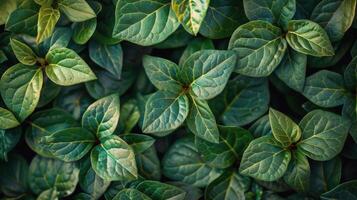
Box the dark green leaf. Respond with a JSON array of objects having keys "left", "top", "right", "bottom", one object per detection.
[
  {"left": 134, "top": 180, "right": 186, "bottom": 200},
  {"left": 283, "top": 150, "right": 310, "bottom": 192},
  {"left": 113, "top": 188, "right": 151, "bottom": 200},
  {"left": 321, "top": 180, "right": 357, "bottom": 200},
  {"left": 122, "top": 134, "right": 155, "bottom": 154}
]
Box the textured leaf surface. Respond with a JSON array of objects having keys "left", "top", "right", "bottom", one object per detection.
[
  {"left": 36, "top": 7, "right": 60, "bottom": 44},
  {"left": 0, "top": 64, "right": 43, "bottom": 121},
  {"left": 10, "top": 38, "right": 37, "bottom": 65},
  {"left": 57, "top": 0, "right": 96, "bottom": 22},
  {"left": 283, "top": 150, "right": 310, "bottom": 192},
  {"left": 228, "top": 20, "right": 287, "bottom": 77}
]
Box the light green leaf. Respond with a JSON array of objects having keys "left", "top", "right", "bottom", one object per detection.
[
  {"left": 162, "top": 137, "right": 223, "bottom": 187},
  {"left": 321, "top": 180, "right": 357, "bottom": 200},
  {"left": 286, "top": 20, "right": 334, "bottom": 56},
  {"left": 239, "top": 135, "right": 291, "bottom": 181},
  {"left": 37, "top": 188, "right": 59, "bottom": 200},
  {"left": 44, "top": 127, "right": 96, "bottom": 162},
  {"left": 57, "top": 0, "right": 96, "bottom": 22},
  {"left": 10, "top": 38, "right": 37, "bottom": 65},
  {"left": 36, "top": 7, "right": 60, "bottom": 44},
  {"left": 134, "top": 180, "right": 186, "bottom": 200},
  {"left": 181, "top": 50, "right": 236, "bottom": 100},
  {"left": 0, "top": 0, "right": 17, "bottom": 25},
  {"left": 187, "top": 97, "right": 219, "bottom": 143},
  {"left": 122, "top": 134, "right": 155, "bottom": 154},
  {"left": 283, "top": 150, "right": 310, "bottom": 192},
  {"left": 0, "top": 107, "right": 20, "bottom": 129},
  {"left": 143, "top": 55, "right": 182, "bottom": 93},
  {"left": 89, "top": 40, "right": 123, "bottom": 78},
  {"left": 113, "top": 0, "right": 180, "bottom": 46},
  {"left": 91, "top": 135, "right": 138, "bottom": 181},
  {"left": 0, "top": 64, "right": 43, "bottom": 121},
  {"left": 195, "top": 126, "right": 253, "bottom": 169},
  {"left": 45, "top": 47, "right": 97, "bottom": 86},
  {"left": 205, "top": 171, "right": 251, "bottom": 200},
  {"left": 298, "top": 110, "right": 351, "bottom": 161},
  {"left": 228, "top": 20, "right": 287, "bottom": 77},
  {"left": 311, "top": 0, "right": 356, "bottom": 42},
  {"left": 302, "top": 70, "right": 347, "bottom": 108},
  {"left": 274, "top": 48, "right": 307, "bottom": 92},
  {"left": 269, "top": 108, "right": 301, "bottom": 147},
  {"left": 82, "top": 94, "right": 120, "bottom": 139},
  {"left": 113, "top": 188, "right": 151, "bottom": 200},
  {"left": 5, "top": 8, "right": 38, "bottom": 36},
  {"left": 142, "top": 91, "right": 189, "bottom": 134},
  {"left": 172, "top": 0, "right": 210, "bottom": 35},
  {"left": 28, "top": 155, "right": 79, "bottom": 197},
  {"left": 243, "top": 0, "right": 296, "bottom": 27}
]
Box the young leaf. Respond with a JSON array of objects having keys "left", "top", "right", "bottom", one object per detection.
[
  {"left": 303, "top": 70, "right": 347, "bottom": 108},
  {"left": 113, "top": 0, "right": 180, "bottom": 46},
  {"left": 45, "top": 47, "right": 97, "bottom": 86},
  {"left": 57, "top": 0, "right": 96, "bottom": 22},
  {"left": 286, "top": 20, "right": 334, "bottom": 56},
  {"left": 311, "top": 0, "right": 356, "bottom": 42},
  {"left": 91, "top": 135, "right": 138, "bottom": 181},
  {"left": 181, "top": 50, "right": 236, "bottom": 100},
  {"left": 243, "top": 0, "right": 296, "bottom": 27},
  {"left": 89, "top": 41, "right": 123, "bottom": 78},
  {"left": 228, "top": 20, "right": 287, "bottom": 77},
  {"left": 171, "top": 0, "right": 210, "bottom": 35},
  {"left": 113, "top": 188, "right": 151, "bottom": 200},
  {"left": 269, "top": 108, "right": 301, "bottom": 147},
  {"left": 162, "top": 137, "right": 223, "bottom": 187},
  {"left": 239, "top": 135, "right": 291, "bottom": 181},
  {"left": 283, "top": 150, "right": 310, "bottom": 192},
  {"left": 44, "top": 127, "right": 96, "bottom": 162},
  {"left": 195, "top": 126, "right": 253, "bottom": 169},
  {"left": 0, "top": 107, "right": 20, "bottom": 129},
  {"left": 143, "top": 55, "right": 182, "bottom": 93},
  {"left": 142, "top": 91, "right": 189, "bottom": 134},
  {"left": 186, "top": 97, "right": 219, "bottom": 143},
  {"left": 298, "top": 110, "right": 351, "bottom": 161},
  {"left": 0, "top": 64, "right": 43, "bottom": 121},
  {"left": 134, "top": 180, "right": 186, "bottom": 200},
  {"left": 10, "top": 38, "right": 37, "bottom": 65},
  {"left": 36, "top": 7, "right": 60, "bottom": 44},
  {"left": 82, "top": 94, "right": 120, "bottom": 139}
]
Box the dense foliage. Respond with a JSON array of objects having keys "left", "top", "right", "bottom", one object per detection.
[{"left": 0, "top": 0, "right": 356, "bottom": 199}]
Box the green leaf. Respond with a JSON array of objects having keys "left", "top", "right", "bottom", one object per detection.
[
  {"left": 179, "top": 38, "right": 215, "bottom": 66},
  {"left": 79, "top": 156, "right": 110, "bottom": 199},
  {"left": 44, "top": 127, "right": 96, "bottom": 162},
  {"left": 89, "top": 40, "right": 123, "bottom": 78},
  {"left": 5, "top": 8, "right": 38, "bottom": 36},
  {"left": 283, "top": 150, "right": 310, "bottom": 192},
  {"left": 0, "top": 154, "right": 29, "bottom": 196},
  {"left": 113, "top": 0, "right": 180, "bottom": 46},
  {"left": 0, "top": 50, "right": 7, "bottom": 64},
  {"left": 41, "top": 27, "right": 73, "bottom": 53},
  {"left": 321, "top": 180, "right": 357, "bottom": 200},
  {"left": 91, "top": 135, "right": 138, "bottom": 181},
  {"left": 344, "top": 56, "right": 357, "bottom": 91},
  {"left": 302, "top": 70, "right": 347, "bottom": 108},
  {"left": 186, "top": 97, "right": 219, "bottom": 143},
  {"left": 286, "top": 20, "right": 334, "bottom": 56},
  {"left": 142, "top": 55, "right": 182, "bottom": 93},
  {"left": 171, "top": 0, "right": 210, "bottom": 35},
  {"left": 34, "top": 0, "right": 53, "bottom": 6},
  {"left": 134, "top": 180, "right": 186, "bottom": 200},
  {"left": 269, "top": 108, "right": 301, "bottom": 147},
  {"left": 205, "top": 171, "right": 251, "bottom": 200},
  {"left": 0, "top": 107, "right": 20, "bottom": 129},
  {"left": 155, "top": 26, "right": 193, "bottom": 49},
  {"left": 199, "top": 0, "right": 248, "bottom": 39},
  {"left": 169, "top": 182, "right": 203, "bottom": 200},
  {"left": 311, "top": 0, "right": 356, "bottom": 42},
  {"left": 249, "top": 115, "right": 272, "bottom": 138},
  {"left": 113, "top": 188, "right": 151, "bottom": 200},
  {"left": 243, "top": 0, "right": 296, "bottom": 27},
  {"left": 135, "top": 146, "right": 161, "bottom": 180},
  {"left": 122, "top": 134, "right": 155, "bottom": 154},
  {"left": 36, "top": 7, "right": 60, "bottom": 44},
  {"left": 195, "top": 126, "right": 253, "bottom": 169},
  {"left": 0, "top": 128, "right": 21, "bottom": 161},
  {"left": 28, "top": 155, "right": 79, "bottom": 197},
  {"left": 57, "top": 0, "right": 96, "bottom": 22},
  {"left": 274, "top": 48, "right": 307, "bottom": 92},
  {"left": 239, "top": 135, "right": 291, "bottom": 181},
  {"left": 228, "top": 20, "right": 287, "bottom": 77},
  {"left": 37, "top": 188, "right": 59, "bottom": 200},
  {"left": 162, "top": 137, "right": 223, "bottom": 187},
  {"left": 37, "top": 77, "right": 61, "bottom": 108},
  {"left": 298, "top": 110, "right": 351, "bottom": 161},
  {"left": 0, "top": 0, "right": 17, "bottom": 25},
  {"left": 181, "top": 50, "right": 236, "bottom": 100},
  {"left": 117, "top": 99, "right": 140, "bottom": 134},
  {"left": 10, "top": 38, "right": 37, "bottom": 65},
  {"left": 0, "top": 64, "right": 43, "bottom": 121},
  {"left": 142, "top": 91, "right": 189, "bottom": 134},
  {"left": 45, "top": 47, "right": 97, "bottom": 86},
  {"left": 82, "top": 94, "right": 120, "bottom": 139},
  {"left": 72, "top": 18, "right": 97, "bottom": 44}
]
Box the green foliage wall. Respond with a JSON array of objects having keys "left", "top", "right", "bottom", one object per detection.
[{"left": 0, "top": 0, "right": 356, "bottom": 199}]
